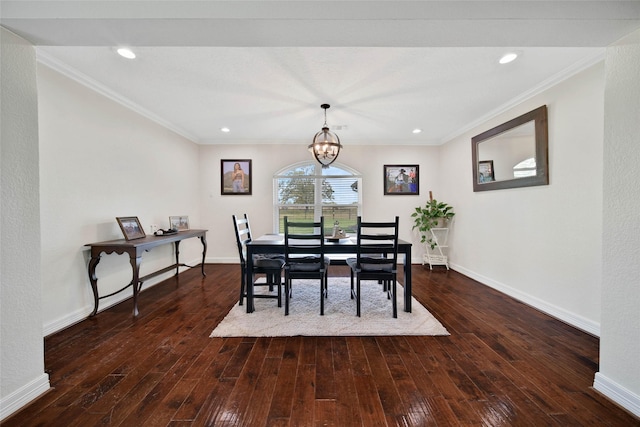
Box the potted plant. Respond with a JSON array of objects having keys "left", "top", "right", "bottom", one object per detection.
[{"left": 411, "top": 198, "right": 455, "bottom": 249}]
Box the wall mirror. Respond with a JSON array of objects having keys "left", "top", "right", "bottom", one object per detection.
[{"left": 472, "top": 105, "right": 548, "bottom": 192}]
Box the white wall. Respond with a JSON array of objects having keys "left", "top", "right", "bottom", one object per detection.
[
  {"left": 439, "top": 62, "right": 605, "bottom": 335},
  {"left": 594, "top": 29, "right": 640, "bottom": 417},
  {"left": 37, "top": 64, "right": 203, "bottom": 334},
  {"left": 198, "top": 143, "right": 441, "bottom": 263},
  {"left": 0, "top": 28, "right": 50, "bottom": 420}
]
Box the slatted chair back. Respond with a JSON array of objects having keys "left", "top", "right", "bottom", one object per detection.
[
  {"left": 283, "top": 216, "right": 330, "bottom": 315},
  {"left": 284, "top": 216, "right": 326, "bottom": 272},
  {"left": 232, "top": 213, "right": 252, "bottom": 269},
  {"left": 232, "top": 214, "right": 284, "bottom": 309},
  {"left": 353, "top": 216, "right": 400, "bottom": 279},
  {"left": 348, "top": 216, "right": 400, "bottom": 317}
]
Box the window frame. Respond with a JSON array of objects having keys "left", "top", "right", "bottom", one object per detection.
[{"left": 273, "top": 161, "right": 362, "bottom": 233}]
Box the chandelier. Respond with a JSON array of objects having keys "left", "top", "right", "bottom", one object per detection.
[{"left": 308, "top": 104, "right": 343, "bottom": 168}]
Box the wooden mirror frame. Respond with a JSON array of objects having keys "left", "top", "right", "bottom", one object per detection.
[{"left": 472, "top": 105, "right": 549, "bottom": 192}]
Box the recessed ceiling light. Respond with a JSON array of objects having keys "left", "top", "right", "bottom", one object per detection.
[
  {"left": 499, "top": 52, "right": 518, "bottom": 64},
  {"left": 220, "top": 127, "right": 230, "bottom": 133},
  {"left": 412, "top": 129, "right": 422, "bottom": 134},
  {"left": 116, "top": 48, "right": 136, "bottom": 59}
]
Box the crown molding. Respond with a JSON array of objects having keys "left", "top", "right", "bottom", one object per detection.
[
  {"left": 440, "top": 49, "right": 606, "bottom": 144},
  {"left": 36, "top": 49, "right": 200, "bottom": 144}
]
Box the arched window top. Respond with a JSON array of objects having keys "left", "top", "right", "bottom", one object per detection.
[
  {"left": 513, "top": 157, "right": 537, "bottom": 178},
  {"left": 514, "top": 157, "right": 536, "bottom": 169},
  {"left": 274, "top": 161, "right": 360, "bottom": 177}
]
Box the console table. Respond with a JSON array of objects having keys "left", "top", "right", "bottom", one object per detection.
[{"left": 85, "top": 229, "right": 207, "bottom": 317}]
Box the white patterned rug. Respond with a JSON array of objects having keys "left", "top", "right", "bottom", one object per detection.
[{"left": 210, "top": 277, "right": 449, "bottom": 337}]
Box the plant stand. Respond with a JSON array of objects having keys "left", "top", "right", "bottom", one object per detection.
[{"left": 422, "top": 227, "right": 449, "bottom": 270}]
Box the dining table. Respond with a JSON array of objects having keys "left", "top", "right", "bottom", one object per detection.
[{"left": 245, "top": 234, "right": 412, "bottom": 314}]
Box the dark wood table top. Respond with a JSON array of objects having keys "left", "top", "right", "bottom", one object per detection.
[{"left": 86, "top": 229, "right": 208, "bottom": 252}]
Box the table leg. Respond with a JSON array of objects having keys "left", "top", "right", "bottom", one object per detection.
[
  {"left": 88, "top": 256, "right": 101, "bottom": 316},
  {"left": 130, "top": 255, "right": 142, "bottom": 316},
  {"left": 246, "top": 246, "right": 254, "bottom": 313},
  {"left": 174, "top": 241, "right": 181, "bottom": 275},
  {"left": 404, "top": 246, "right": 412, "bottom": 312},
  {"left": 199, "top": 235, "right": 207, "bottom": 276}
]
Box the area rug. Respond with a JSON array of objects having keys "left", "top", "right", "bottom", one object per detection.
[{"left": 210, "top": 277, "right": 449, "bottom": 337}]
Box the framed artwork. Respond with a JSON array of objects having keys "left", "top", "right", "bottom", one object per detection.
[
  {"left": 221, "top": 159, "right": 252, "bottom": 195},
  {"left": 478, "top": 160, "right": 495, "bottom": 183},
  {"left": 383, "top": 165, "right": 419, "bottom": 195},
  {"left": 116, "top": 216, "right": 146, "bottom": 240},
  {"left": 169, "top": 215, "right": 189, "bottom": 231}
]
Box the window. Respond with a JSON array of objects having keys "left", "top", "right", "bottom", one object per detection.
[
  {"left": 274, "top": 162, "right": 362, "bottom": 234},
  {"left": 513, "top": 157, "right": 537, "bottom": 178}
]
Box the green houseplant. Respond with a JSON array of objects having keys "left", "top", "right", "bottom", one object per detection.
[{"left": 411, "top": 198, "right": 455, "bottom": 249}]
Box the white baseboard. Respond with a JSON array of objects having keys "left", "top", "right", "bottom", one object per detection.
[
  {"left": 44, "top": 287, "right": 143, "bottom": 336},
  {"left": 0, "top": 373, "right": 50, "bottom": 421},
  {"left": 449, "top": 263, "right": 600, "bottom": 337},
  {"left": 593, "top": 372, "right": 640, "bottom": 418},
  {"left": 43, "top": 305, "right": 91, "bottom": 337},
  {"left": 205, "top": 256, "right": 237, "bottom": 264},
  {"left": 43, "top": 260, "right": 201, "bottom": 336}
]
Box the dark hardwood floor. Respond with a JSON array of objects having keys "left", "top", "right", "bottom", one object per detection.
[{"left": 4, "top": 264, "right": 638, "bottom": 426}]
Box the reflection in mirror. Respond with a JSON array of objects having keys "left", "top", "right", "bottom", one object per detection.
[
  {"left": 513, "top": 157, "right": 536, "bottom": 178},
  {"left": 472, "top": 105, "right": 548, "bottom": 192},
  {"left": 477, "top": 121, "right": 535, "bottom": 181}
]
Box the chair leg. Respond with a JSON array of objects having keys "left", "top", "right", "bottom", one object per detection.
[
  {"left": 284, "top": 277, "right": 290, "bottom": 316},
  {"left": 320, "top": 279, "right": 324, "bottom": 316},
  {"left": 350, "top": 269, "right": 355, "bottom": 299},
  {"left": 392, "top": 280, "right": 397, "bottom": 318},
  {"left": 325, "top": 273, "right": 329, "bottom": 298},
  {"left": 276, "top": 273, "right": 282, "bottom": 307},
  {"left": 247, "top": 272, "right": 256, "bottom": 313},
  {"left": 325, "top": 274, "right": 328, "bottom": 298},
  {"left": 356, "top": 278, "right": 361, "bottom": 317},
  {"left": 239, "top": 267, "right": 246, "bottom": 306},
  {"left": 268, "top": 273, "right": 275, "bottom": 292}
]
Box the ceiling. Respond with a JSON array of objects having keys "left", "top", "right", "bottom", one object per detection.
[{"left": 2, "top": 1, "right": 640, "bottom": 146}]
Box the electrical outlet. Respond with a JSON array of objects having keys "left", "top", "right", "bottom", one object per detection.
[{"left": 149, "top": 224, "right": 158, "bottom": 234}]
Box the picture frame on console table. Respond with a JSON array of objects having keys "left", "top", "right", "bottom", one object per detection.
[
  {"left": 116, "top": 216, "right": 146, "bottom": 240},
  {"left": 384, "top": 164, "right": 419, "bottom": 195},
  {"left": 169, "top": 215, "right": 190, "bottom": 231},
  {"left": 221, "top": 159, "right": 252, "bottom": 195}
]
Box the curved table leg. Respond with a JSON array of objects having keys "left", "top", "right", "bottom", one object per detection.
[
  {"left": 199, "top": 235, "right": 207, "bottom": 276},
  {"left": 174, "top": 241, "right": 181, "bottom": 275},
  {"left": 88, "top": 256, "right": 101, "bottom": 316},
  {"left": 130, "top": 255, "right": 142, "bottom": 317}
]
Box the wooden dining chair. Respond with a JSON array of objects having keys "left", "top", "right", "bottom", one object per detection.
[
  {"left": 346, "top": 216, "right": 400, "bottom": 318},
  {"left": 283, "top": 216, "right": 330, "bottom": 315},
  {"left": 232, "top": 214, "right": 285, "bottom": 310}
]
